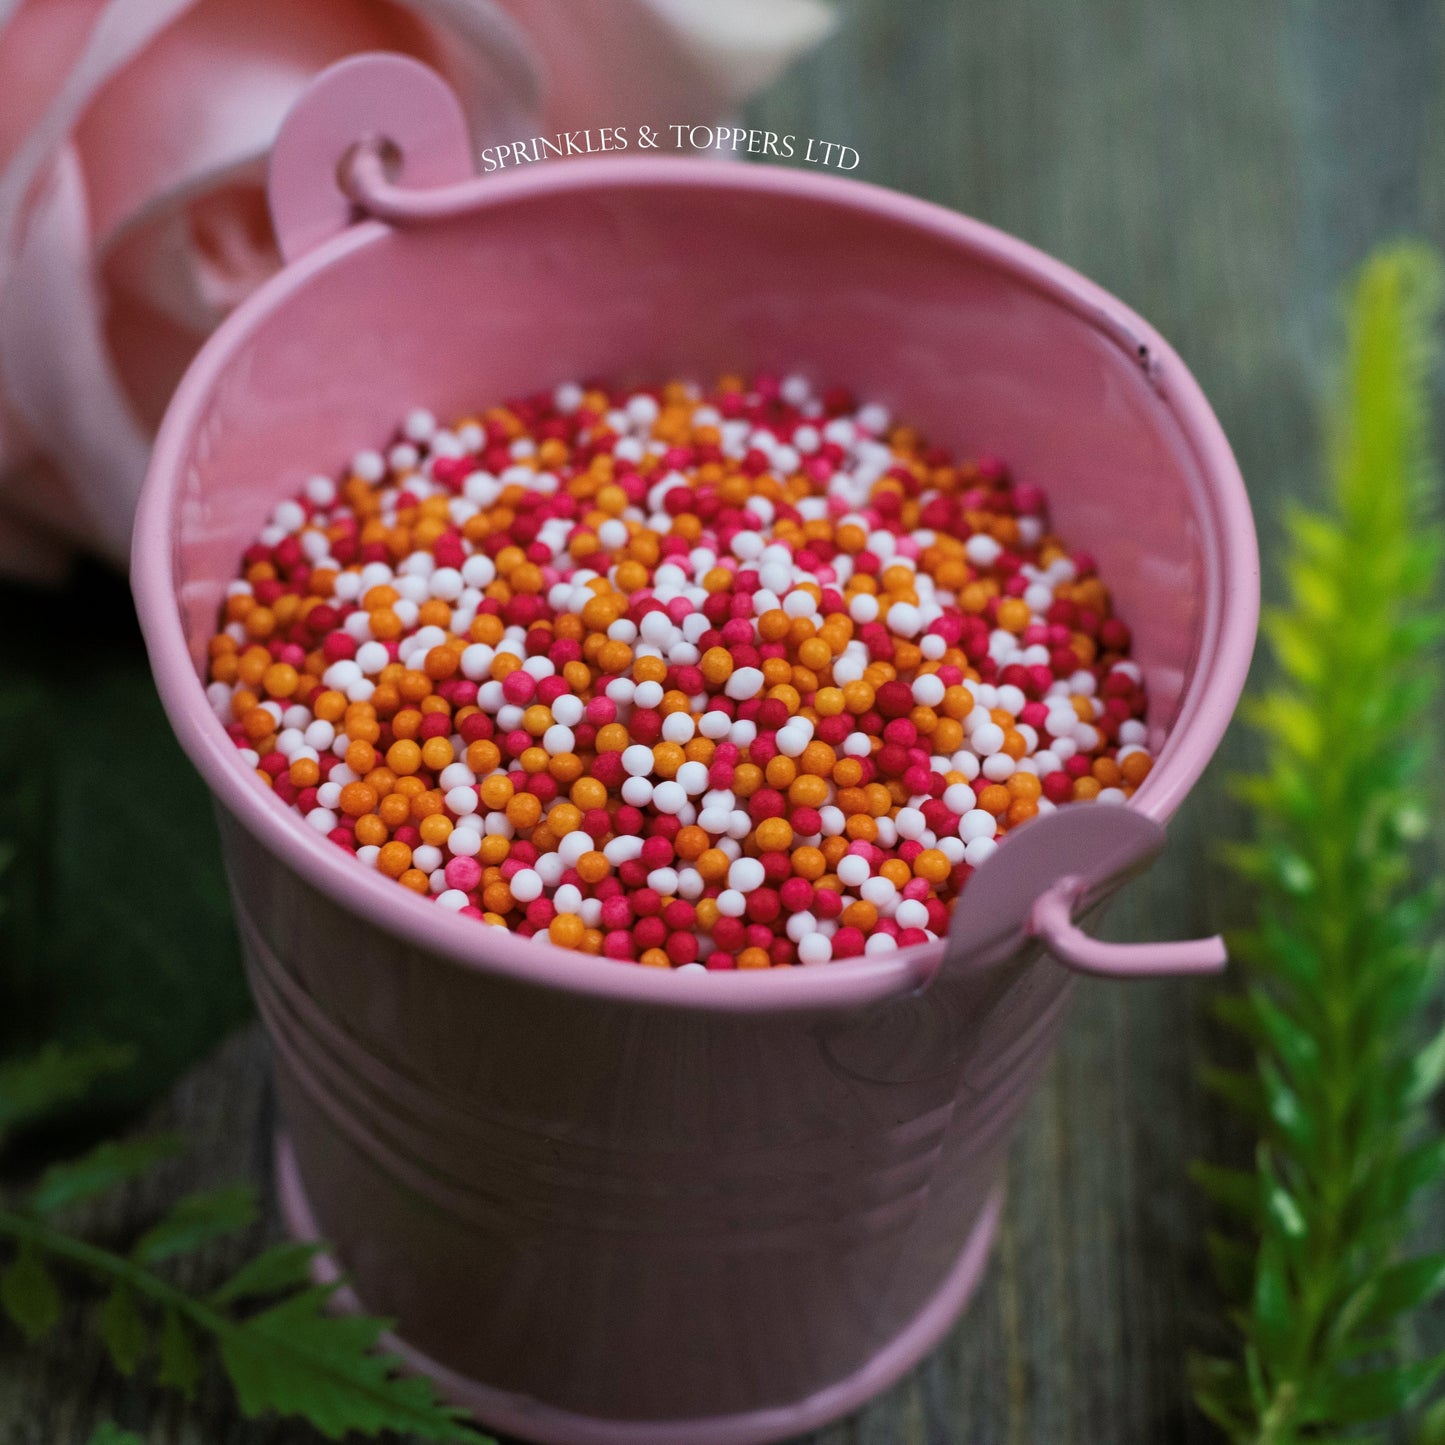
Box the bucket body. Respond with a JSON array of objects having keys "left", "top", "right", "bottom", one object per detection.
[
  {"left": 234, "top": 808, "right": 1061, "bottom": 1437},
  {"left": 133, "top": 84, "right": 1256, "bottom": 1445}
]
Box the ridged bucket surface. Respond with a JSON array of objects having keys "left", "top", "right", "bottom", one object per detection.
[{"left": 133, "top": 137, "right": 1257, "bottom": 1445}]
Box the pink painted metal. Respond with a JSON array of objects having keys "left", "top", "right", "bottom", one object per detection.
[{"left": 130, "top": 56, "right": 1259, "bottom": 1445}]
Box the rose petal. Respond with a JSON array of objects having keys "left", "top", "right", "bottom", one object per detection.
[
  {"left": 491, "top": 0, "right": 833, "bottom": 132},
  {"left": 0, "top": 0, "right": 832, "bottom": 583},
  {"left": 0, "top": 146, "right": 149, "bottom": 565},
  {"left": 639, "top": 0, "right": 835, "bottom": 103}
]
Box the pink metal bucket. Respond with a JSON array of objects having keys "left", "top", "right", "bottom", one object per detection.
[{"left": 131, "top": 57, "right": 1258, "bottom": 1445}]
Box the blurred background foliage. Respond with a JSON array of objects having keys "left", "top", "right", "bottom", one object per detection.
[{"left": 0, "top": 565, "right": 249, "bottom": 1129}]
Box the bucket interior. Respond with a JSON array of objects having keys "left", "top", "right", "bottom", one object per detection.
[{"left": 165, "top": 169, "right": 1224, "bottom": 774}]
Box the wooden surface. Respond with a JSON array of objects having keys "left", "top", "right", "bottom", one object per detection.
[{"left": 4, "top": 0, "right": 1444, "bottom": 1439}]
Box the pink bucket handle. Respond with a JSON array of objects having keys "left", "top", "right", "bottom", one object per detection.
[
  {"left": 1028, "top": 876, "right": 1226, "bottom": 976},
  {"left": 932, "top": 803, "right": 1226, "bottom": 984},
  {"left": 268, "top": 54, "right": 476, "bottom": 264}
]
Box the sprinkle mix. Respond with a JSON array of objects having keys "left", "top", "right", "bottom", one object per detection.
[{"left": 206, "top": 374, "right": 1152, "bottom": 970}]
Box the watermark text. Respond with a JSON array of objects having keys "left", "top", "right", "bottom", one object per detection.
[{"left": 479, "top": 123, "right": 859, "bottom": 173}]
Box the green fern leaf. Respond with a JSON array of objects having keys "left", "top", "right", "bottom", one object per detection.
[
  {"left": 97, "top": 1286, "right": 146, "bottom": 1376},
  {"left": 32, "top": 1135, "right": 184, "bottom": 1215},
  {"left": 1, "top": 1246, "right": 61, "bottom": 1341},
  {"left": 1195, "top": 242, "right": 1445, "bottom": 1441},
  {"left": 0, "top": 1044, "right": 134, "bottom": 1145},
  {"left": 217, "top": 1286, "right": 489, "bottom": 1441},
  {"left": 132, "top": 1185, "right": 256, "bottom": 1265}
]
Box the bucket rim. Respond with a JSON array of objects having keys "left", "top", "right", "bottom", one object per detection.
[{"left": 131, "top": 155, "right": 1259, "bottom": 1015}]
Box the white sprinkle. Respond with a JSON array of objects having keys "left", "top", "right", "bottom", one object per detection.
[
  {"left": 777, "top": 726, "right": 809, "bottom": 758},
  {"left": 446, "top": 786, "right": 479, "bottom": 815},
  {"left": 304, "top": 474, "right": 336, "bottom": 506},
  {"left": 459, "top": 644, "right": 493, "bottom": 681},
  {"left": 725, "top": 667, "right": 764, "bottom": 701},
  {"left": 621, "top": 776, "right": 654, "bottom": 807},
  {"left": 543, "top": 725, "right": 575, "bottom": 755},
  {"left": 959, "top": 809, "right": 997, "bottom": 842},
  {"left": 551, "top": 694, "right": 585, "bottom": 727},
  {"left": 461, "top": 554, "right": 496, "bottom": 588},
  {"left": 943, "top": 783, "right": 977, "bottom": 815},
  {"left": 351, "top": 449, "right": 385, "bottom": 482},
  {"left": 965, "top": 534, "right": 1002, "bottom": 566},
  {"left": 971, "top": 721, "right": 1005, "bottom": 756},
  {"left": 912, "top": 674, "right": 946, "bottom": 707},
  {"left": 323, "top": 660, "right": 362, "bottom": 691},
  {"left": 604, "top": 835, "right": 644, "bottom": 865},
  {"left": 729, "top": 857, "right": 766, "bottom": 893},
  {"left": 622, "top": 744, "right": 655, "bottom": 777},
  {"left": 652, "top": 780, "right": 687, "bottom": 814},
  {"left": 798, "top": 934, "right": 832, "bottom": 965},
  {"left": 895, "top": 807, "right": 927, "bottom": 840},
  {"left": 676, "top": 760, "right": 710, "bottom": 795},
  {"left": 896, "top": 900, "right": 930, "bottom": 930},
  {"left": 699, "top": 710, "right": 732, "bottom": 740},
  {"left": 860, "top": 875, "right": 896, "bottom": 909},
  {"left": 429, "top": 567, "right": 464, "bottom": 601},
  {"left": 647, "top": 867, "right": 680, "bottom": 895},
  {"left": 887, "top": 602, "right": 921, "bottom": 636},
  {"left": 661, "top": 711, "right": 696, "bottom": 744},
  {"left": 355, "top": 641, "right": 389, "bottom": 675},
  {"left": 509, "top": 868, "right": 543, "bottom": 903}
]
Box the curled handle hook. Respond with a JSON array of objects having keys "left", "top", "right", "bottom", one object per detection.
[
  {"left": 342, "top": 141, "right": 486, "bottom": 226},
  {"left": 1029, "top": 878, "right": 1226, "bottom": 978},
  {"left": 268, "top": 54, "right": 477, "bottom": 263}
]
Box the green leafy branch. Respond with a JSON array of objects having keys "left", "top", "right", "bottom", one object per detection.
[
  {"left": 85, "top": 1426, "right": 145, "bottom": 1445},
  {"left": 0, "top": 1042, "right": 491, "bottom": 1442},
  {"left": 1192, "top": 243, "right": 1445, "bottom": 1442}
]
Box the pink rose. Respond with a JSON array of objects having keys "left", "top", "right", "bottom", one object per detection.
[{"left": 0, "top": 0, "right": 833, "bottom": 579}]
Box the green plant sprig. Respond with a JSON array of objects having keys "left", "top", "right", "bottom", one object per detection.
[
  {"left": 0, "top": 1043, "right": 492, "bottom": 1443},
  {"left": 1192, "top": 243, "right": 1445, "bottom": 1443}
]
